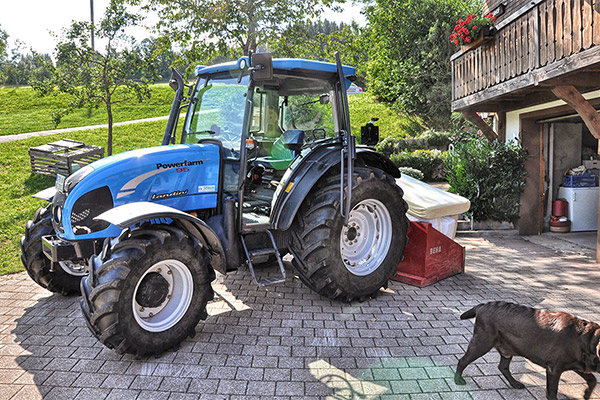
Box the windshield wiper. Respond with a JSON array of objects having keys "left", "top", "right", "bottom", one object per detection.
[{"left": 190, "top": 130, "right": 216, "bottom": 135}]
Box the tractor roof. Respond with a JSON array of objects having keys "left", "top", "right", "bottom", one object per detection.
[{"left": 194, "top": 57, "right": 356, "bottom": 79}]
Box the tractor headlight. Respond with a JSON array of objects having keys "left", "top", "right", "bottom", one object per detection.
[
  {"left": 64, "top": 165, "right": 94, "bottom": 194},
  {"left": 53, "top": 205, "right": 62, "bottom": 225},
  {"left": 71, "top": 186, "right": 113, "bottom": 235}
]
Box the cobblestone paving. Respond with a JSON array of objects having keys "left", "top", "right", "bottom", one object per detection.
[{"left": 1, "top": 234, "right": 600, "bottom": 399}]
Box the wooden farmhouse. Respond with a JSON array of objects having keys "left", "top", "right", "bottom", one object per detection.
[{"left": 452, "top": 0, "right": 600, "bottom": 260}]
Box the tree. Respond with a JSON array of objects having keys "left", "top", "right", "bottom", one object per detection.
[
  {"left": 0, "top": 26, "right": 53, "bottom": 86},
  {"left": 0, "top": 26, "right": 8, "bottom": 84},
  {"left": 32, "top": 1, "right": 152, "bottom": 156},
  {"left": 269, "top": 20, "right": 369, "bottom": 87},
  {"left": 132, "top": 0, "right": 340, "bottom": 60},
  {"left": 0, "top": 25, "right": 7, "bottom": 61},
  {"left": 137, "top": 38, "right": 186, "bottom": 82},
  {"left": 365, "top": 0, "right": 476, "bottom": 131}
]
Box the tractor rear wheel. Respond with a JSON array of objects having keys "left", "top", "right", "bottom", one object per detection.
[
  {"left": 20, "top": 206, "right": 84, "bottom": 295},
  {"left": 80, "top": 225, "right": 215, "bottom": 356},
  {"left": 290, "top": 167, "right": 408, "bottom": 302}
]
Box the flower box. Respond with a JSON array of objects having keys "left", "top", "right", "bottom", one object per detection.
[{"left": 461, "top": 26, "right": 495, "bottom": 52}]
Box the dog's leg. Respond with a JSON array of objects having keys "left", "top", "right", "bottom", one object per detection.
[
  {"left": 498, "top": 355, "right": 525, "bottom": 389},
  {"left": 575, "top": 371, "right": 596, "bottom": 400},
  {"left": 455, "top": 333, "right": 494, "bottom": 385},
  {"left": 545, "top": 367, "right": 562, "bottom": 400}
]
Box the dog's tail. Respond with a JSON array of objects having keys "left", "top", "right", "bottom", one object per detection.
[{"left": 460, "top": 306, "right": 478, "bottom": 320}]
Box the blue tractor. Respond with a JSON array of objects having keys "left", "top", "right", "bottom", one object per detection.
[{"left": 21, "top": 53, "right": 408, "bottom": 356}]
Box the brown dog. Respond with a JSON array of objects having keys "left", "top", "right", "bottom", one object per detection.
[{"left": 455, "top": 301, "right": 600, "bottom": 400}]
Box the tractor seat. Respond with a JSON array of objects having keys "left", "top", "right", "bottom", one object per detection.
[{"left": 254, "top": 129, "right": 304, "bottom": 170}]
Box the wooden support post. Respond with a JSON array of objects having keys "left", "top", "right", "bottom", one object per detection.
[
  {"left": 516, "top": 117, "right": 543, "bottom": 235},
  {"left": 551, "top": 85, "right": 600, "bottom": 139},
  {"left": 551, "top": 85, "right": 600, "bottom": 263},
  {"left": 461, "top": 111, "right": 499, "bottom": 141},
  {"left": 497, "top": 111, "right": 507, "bottom": 142}
]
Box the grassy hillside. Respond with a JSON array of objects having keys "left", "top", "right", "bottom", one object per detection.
[
  {"left": 0, "top": 85, "right": 421, "bottom": 139},
  {"left": 0, "top": 84, "right": 174, "bottom": 136},
  {"left": 348, "top": 94, "right": 423, "bottom": 140}
]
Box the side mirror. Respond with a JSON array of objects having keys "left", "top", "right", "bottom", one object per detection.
[
  {"left": 169, "top": 68, "right": 184, "bottom": 92},
  {"left": 250, "top": 52, "right": 273, "bottom": 81},
  {"left": 169, "top": 76, "right": 179, "bottom": 92},
  {"left": 319, "top": 94, "right": 330, "bottom": 105}
]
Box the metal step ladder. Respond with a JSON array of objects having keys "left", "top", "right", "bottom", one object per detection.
[{"left": 240, "top": 230, "right": 287, "bottom": 286}]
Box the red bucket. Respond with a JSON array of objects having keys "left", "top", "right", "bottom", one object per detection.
[{"left": 552, "top": 199, "right": 568, "bottom": 217}]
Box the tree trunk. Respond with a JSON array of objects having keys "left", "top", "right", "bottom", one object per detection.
[
  {"left": 107, "top": 102, "right": 113, "bottom": 156},
  {"left": 246, "top": 0, "right": 257, "bottom": 55}
]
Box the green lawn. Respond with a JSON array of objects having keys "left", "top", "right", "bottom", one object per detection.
[
  {"left": 0, "top": 121, "right": 165, "bottom": 275},
  {"left": 0, "top": 84, "right": 174, "bottom": 136}
]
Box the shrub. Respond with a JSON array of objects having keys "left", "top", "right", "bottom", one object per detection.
[
  {"left": 444, "top": 137, "right": 527, "bottom": 223},
  {"left": 376, "top": 136, "right": 399, "bottom": 157},
  {"left": 399, "top": 167, "right": 424, "bottom": 180},
  {"left": 397, "top": 138, "right": 427, "bottom": 152},
  {"left": 420, "top": 129, "right": 453, "bottom": 149},
  {"left": 379, "top": 130, "right": 453, "bottom": 154},
  {"left": 390, "top": 149, "right": 446, "bottom": 181}
]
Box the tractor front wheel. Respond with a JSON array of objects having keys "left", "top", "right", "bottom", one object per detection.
[
  {"left": 20, "top": 206, "right": 85, "bottom": 295},
  {"left": 290, "top": 167, "right": 408, "bottom": 302},
  {"left": 80, "top": 225, "right": 215, "bottom": 356}
]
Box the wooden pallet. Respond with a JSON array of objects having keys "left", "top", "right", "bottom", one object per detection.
[{"left": 29, "top": 139, "right": 104, "bottom": 177}]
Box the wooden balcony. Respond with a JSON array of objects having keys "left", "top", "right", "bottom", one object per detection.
[{"left": 451, "top": 0, "right": 600, "bottom": 113}]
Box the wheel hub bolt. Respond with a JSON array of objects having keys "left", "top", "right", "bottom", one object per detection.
[
  {"left": 149, "top": 312, "right": 154, "bottom": 317},
  {"left": 139, "top": 307, "right": 145, "bottom": 312}
]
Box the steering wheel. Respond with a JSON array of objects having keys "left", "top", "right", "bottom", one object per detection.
[{"left": 219, "top": 128, "right": 240, "bottom": 142}]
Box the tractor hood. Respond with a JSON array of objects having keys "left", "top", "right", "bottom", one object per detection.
[{"left": 54, "top": 143, "right": 221, "bottom": 241}]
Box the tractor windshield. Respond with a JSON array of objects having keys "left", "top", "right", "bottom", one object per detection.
[{"left": 182, "top": 74, "right": 249, "bottom": 157}]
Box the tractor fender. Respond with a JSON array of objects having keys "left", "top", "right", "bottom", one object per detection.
[
  {"left": 95, "top": 202, "right": 226, "bottom": 274},
  {"left": 356, "top": 147, "right": 400, "bottom": 178},
  {"left": 33, "top": 187, "right": 57, "bottom": 202},
  {"left": 271, "top": 145, "right": 400, "bottom": 231}
]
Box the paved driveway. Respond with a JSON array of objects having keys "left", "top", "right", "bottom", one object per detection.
[{"left": 1, "top": 234, "right": 599, "bottom": 400}]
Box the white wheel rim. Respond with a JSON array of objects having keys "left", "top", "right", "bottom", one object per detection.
[
  {"left": 340, "top": 199, "right": 393, "bottom": 276},
  {"left": 132, "top": 260, "right": 193, "bottom": 332}
]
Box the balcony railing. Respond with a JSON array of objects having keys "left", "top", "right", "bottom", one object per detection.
[{"left": 452, "top": 0, "right": 600, "bottom": 109}]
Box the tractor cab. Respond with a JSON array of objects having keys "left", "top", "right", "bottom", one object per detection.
[{"left": 165, "top": 56, "right": 353, "bottom": 232}]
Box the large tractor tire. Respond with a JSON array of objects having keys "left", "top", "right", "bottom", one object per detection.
[
  {"left": 290, "top": 167, "right": 408, "bottom": 302},
  {"left": 20, "top": 206, "right": 85, "bottom": 295},
  {"left": 80, "top": 225, "right": 215, "bottom": 357}
]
